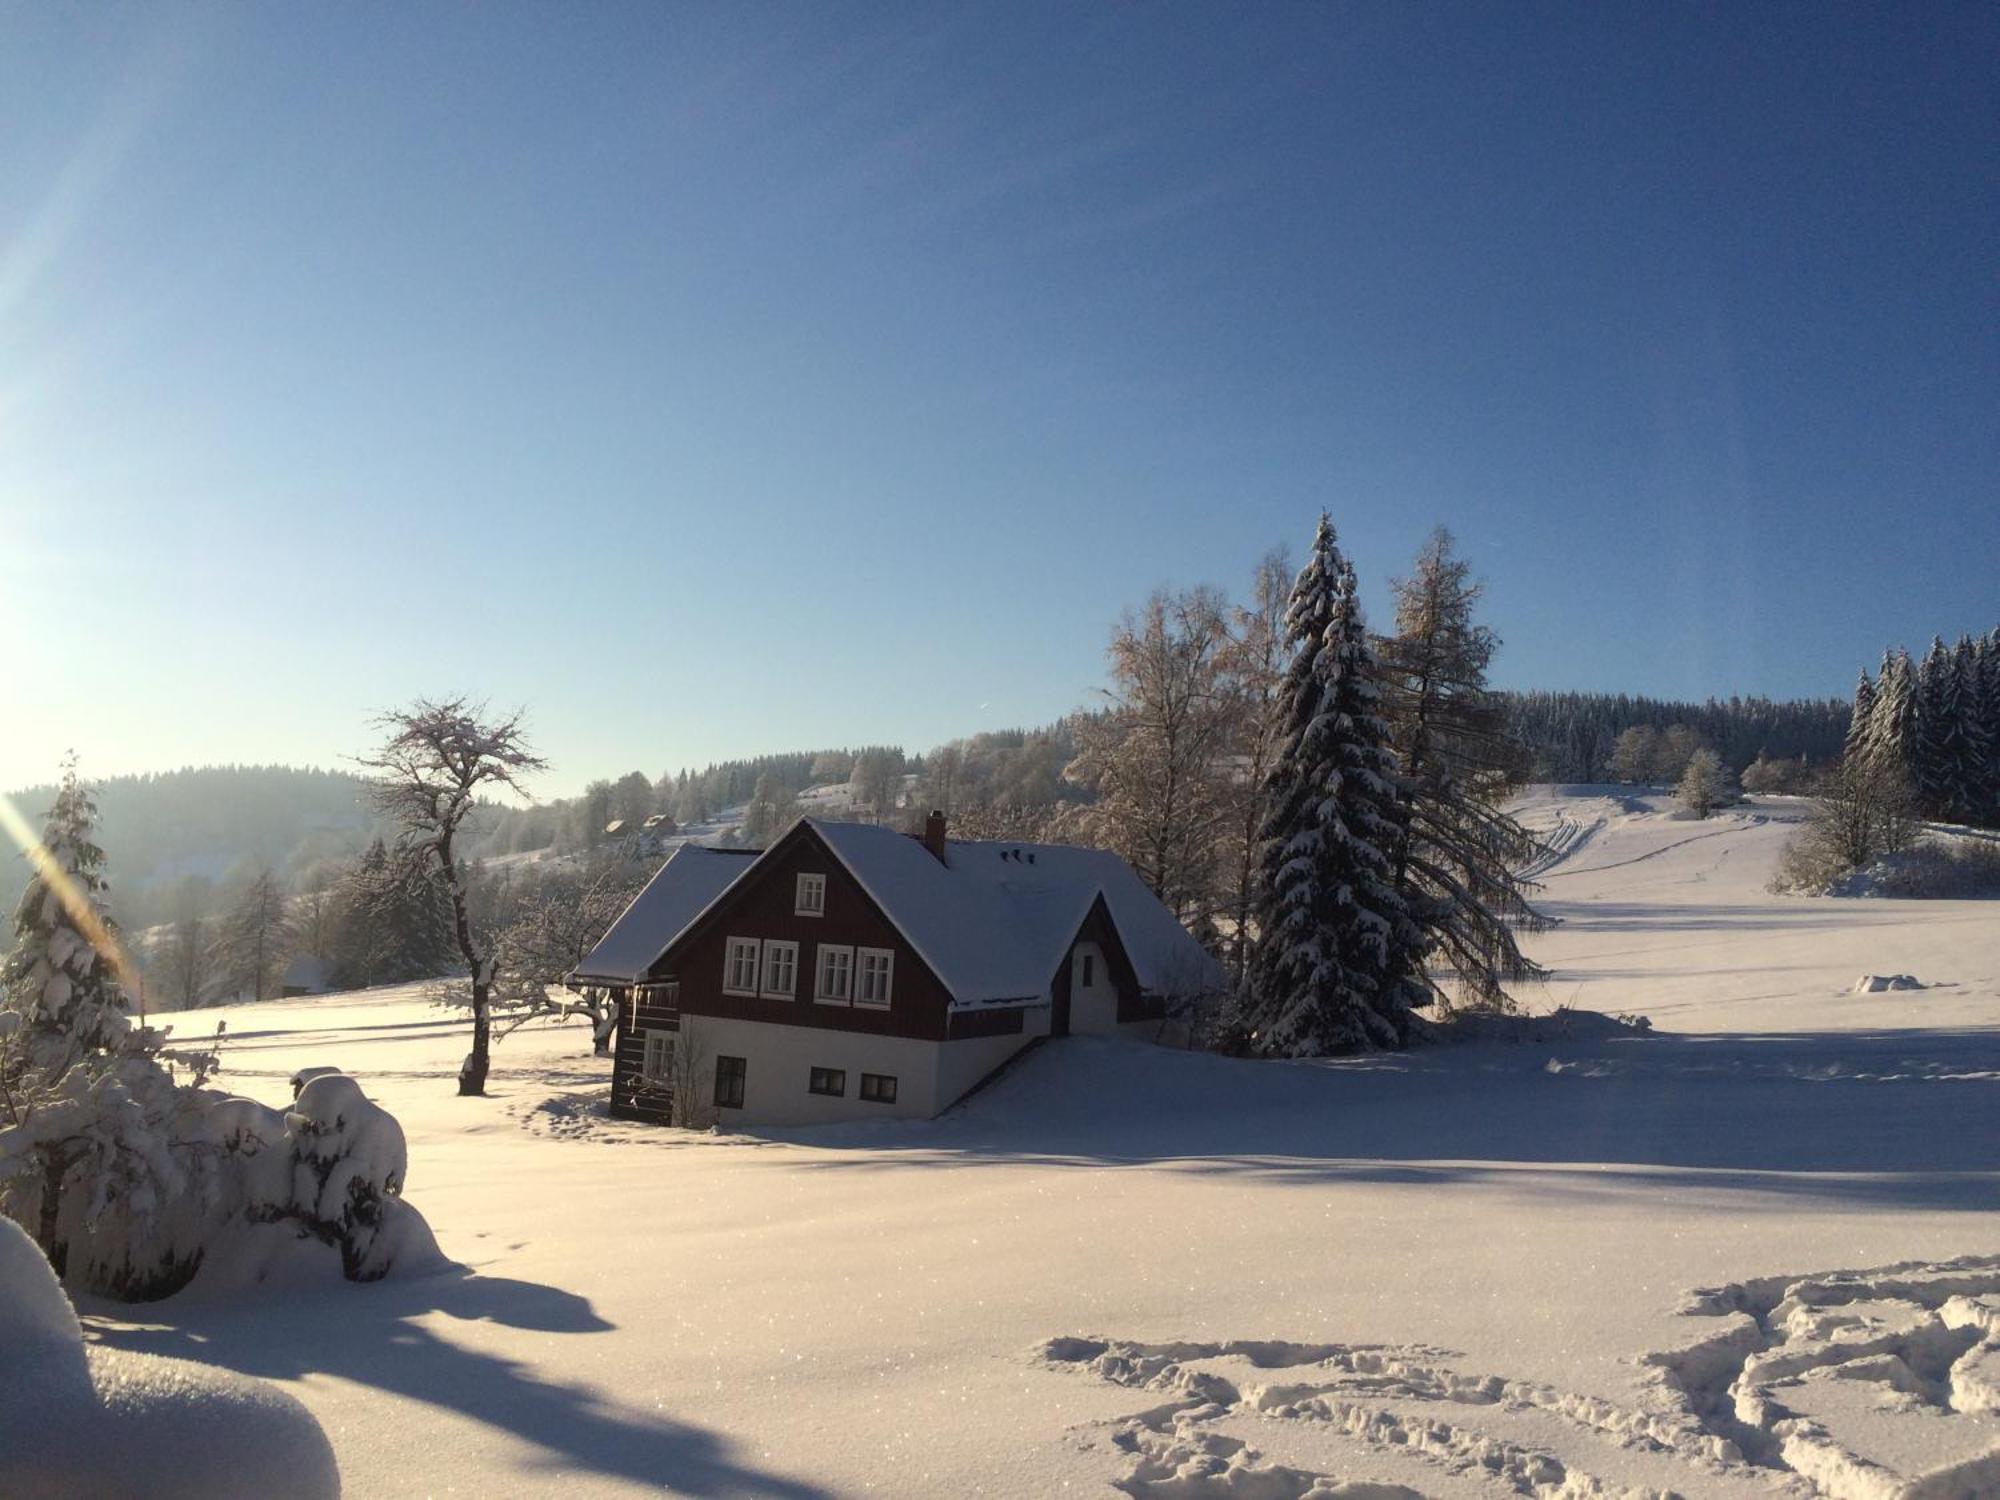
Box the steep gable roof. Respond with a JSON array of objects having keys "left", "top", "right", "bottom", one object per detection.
[
  {"left": 571, "top": 844, "right": 761, "bottom": 985},
  {"left": 809, "top": 820, "right": 1225, "bottom": 1007},
  {"left": 602, "top": 818, "right": 1227, "bottom": 1010}
]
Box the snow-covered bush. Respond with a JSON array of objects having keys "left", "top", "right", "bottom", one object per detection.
[
  {"left": 1, "top": 765, "right": 437, "bottom": 1298},
  {"left": 281, "top": 1072, "right": 422, "bottom": 1281},
  {"left": 0, "top": 1215, "right": 340, "bottom": 1499},
  {"left": 1826, "top": 838, "right": 2000, "bottom": 899},
  {"left": 1674, "top": 749, "right": 1737, "bottom": 819}
]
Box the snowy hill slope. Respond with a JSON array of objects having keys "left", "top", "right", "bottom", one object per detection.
[{"left": 66, "top": 787, "right": 2000, "bottom": 1500}]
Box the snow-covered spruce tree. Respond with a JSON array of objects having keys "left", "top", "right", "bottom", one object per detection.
[
  {"left": 360, "top": 699, "right": 547, "bottom": 1096},
  {"left": 1981, "top": 629, "right": 2000, "bottom": 828},
  {"left": 0, "top": 765, "right": 212, "bottom": 1291},
  {"left": 1843, "top": 668, "right": 1875, "bottom": 768},
  {"left": 1241, "top": 515, "right": 1426, "bottom": 1054},
  {"left": 1376, "top": 528, "right": 1550, "bottom": 1014},
  {"left": 1912, "top": 637, "right": 1959, "bottom": 820},
  {"left": 1863, "top": 648, "right": 1920, "bottom": 789},
  {"left": 1946, "top": 634, "right": 1991, "bottom": 826}
]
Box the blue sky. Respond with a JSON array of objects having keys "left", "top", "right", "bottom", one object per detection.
[{"left": 2, "top": 3, "right": 1993, "bottom": 798}]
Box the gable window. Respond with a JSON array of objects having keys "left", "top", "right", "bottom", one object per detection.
[
  {"left": 760, "top": 940, "right": 799, "bottom": 1000},
  {"left": 808, "top": 1066, "right": 846, "bottom": 1097},
  {"left": 855, "top": 947, "right": 895, "bottom": 1009},
  {"left": 858, "top": 1072, "right": 897, "bottom": 1104},
  {"left": 815, "top": 944, "right": 854, "bottom": 1005},
  {"left": 715, "top": 1055, "right": 746, "bottom": 1110},
  {"left": 640, "top": 1031, "right": 673, "bottom": 1086},
  {"left": 795, "top": 872, "right": 826, "bottom": 916},
  {"left": 1081, "top": 953, "right": 1096, "bottom": 987},
  {"left": 723, "top": 937, "right": 760, "bottom": 997}
]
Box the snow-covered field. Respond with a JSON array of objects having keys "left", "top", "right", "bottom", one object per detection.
[{"left": 84, "top": 789, "right": 2000, "bottom": 1497}]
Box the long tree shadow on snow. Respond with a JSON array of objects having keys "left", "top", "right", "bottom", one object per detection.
[
  {"left": 87, "top": 1267, "right": 828, "bottom": 1499},
  {"left": 759, "top": 1030, "right": 2000, "bottom": 1214}
]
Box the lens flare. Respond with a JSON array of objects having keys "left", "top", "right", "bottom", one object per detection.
[{"left": 0, "top": 792, "right": 142, "bottom": 997}]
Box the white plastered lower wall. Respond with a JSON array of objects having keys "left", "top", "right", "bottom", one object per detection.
[{"left": 682, "top": 1015, "right": 1035, "bottom": 1125}]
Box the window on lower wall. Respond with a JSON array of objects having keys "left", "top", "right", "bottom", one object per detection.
[
  {"left": 858, "top": 1072, "right": 897, "bottom": 1104},
  {"left": 808, "top": 1066, "right": 845, "bottom": 1097},
  {"left": 640, "top": 1031, "right": 674, "bottom": 1086},
  {"left": 715, "top": 1055, "right": 746, "bottom": 1109}
]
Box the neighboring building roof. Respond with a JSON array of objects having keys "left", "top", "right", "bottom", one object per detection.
[
  {"left": 603, "top": 819, "right": 627, "bottom": 836},
  {"left": 572, "top": 845, "right": 761, "bottom": 984},
  {"left": 945, "top": 836, "right": 1226, "bottom": 999}
]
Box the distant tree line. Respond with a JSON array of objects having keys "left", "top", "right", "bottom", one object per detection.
[{"left": 1502, "top": 692, "right": 1849, "bottom": 784}]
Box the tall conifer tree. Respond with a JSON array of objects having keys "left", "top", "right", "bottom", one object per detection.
[{"left": 1243, "top": 515, "right": 1426, "bottom": 1054}]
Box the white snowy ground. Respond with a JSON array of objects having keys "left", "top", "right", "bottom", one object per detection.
[{"left": 83, "top": 789, "right": 2000, "bottom": 1498}]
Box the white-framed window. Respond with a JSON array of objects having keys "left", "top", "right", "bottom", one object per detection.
[
  {"left": 760, "top": 939, "right": 799, "bottom": 1000},
  {"left": 723, "top": 937, "right": 760, "bottom": 997},
  {"left": 640, "top": 1030, "right": 674, "bottom": 1086},
  {"left": 795, "top": 872, "right": 826, "bottom": 916},
  {"left": 856, "top": 946, "right": 894, "bottom": 1009},
  {"left": 815, "top": 944, "right": 854, "bottom": 1005}
]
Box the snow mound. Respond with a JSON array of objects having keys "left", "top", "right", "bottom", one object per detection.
[
  {"left": 0, "top": 1217, "right": 340, "bottom": 1499},
  {"left": 1851, "top": 974, "right": 1926, "bottom": 994}
]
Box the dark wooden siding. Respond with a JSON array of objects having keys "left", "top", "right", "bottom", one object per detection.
[
  {"left": 661, "top": 824, "right": 956, "bottom": 1042},
  {"left": 609, "top": 983, "right": 681, "bottom": 1124},
  {"left": 948, "top": 1005, "right": 1026, "bottom": 1039}
]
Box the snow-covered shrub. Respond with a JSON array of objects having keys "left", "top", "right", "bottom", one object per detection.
[
  {"left": 1674, "top": 749, "right": 1737, "bottom": 819},
  {"left": 0, "top": 1216, "right": 340, "bottom": 1500},
  {"left": 280, "top": 1072, "right": 423, "bottom": 1281},
  {"left": 1827, "top": 838, "right": 2000, "bottom": 899}
]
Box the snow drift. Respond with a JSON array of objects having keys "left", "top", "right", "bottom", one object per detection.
[{"left": 0, "top": 1215, "right": 340, "bottom": 1498}]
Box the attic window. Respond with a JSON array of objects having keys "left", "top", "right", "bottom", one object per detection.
[{"left": 796, "top": 872, "right": 826, "bottom": 916}]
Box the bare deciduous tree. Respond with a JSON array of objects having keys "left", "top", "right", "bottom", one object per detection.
[
  {"left": 360, "top": 699, "right": 547, "bottom": 1096},
  {"left": 1071, "top": 587, "right": 1236, "bottom": 925}
]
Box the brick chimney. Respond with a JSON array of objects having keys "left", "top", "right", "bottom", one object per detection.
[{"left": 922, "top": 808, "right": 948, "bottom": 863}]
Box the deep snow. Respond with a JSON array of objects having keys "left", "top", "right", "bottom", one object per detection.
[{"left": 63, "top": 789, "right": 2000, "bottom": 1497}]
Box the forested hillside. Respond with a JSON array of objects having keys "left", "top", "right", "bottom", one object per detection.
[{"left": 2, "top": 766, "right": 393, "bottom": 928}]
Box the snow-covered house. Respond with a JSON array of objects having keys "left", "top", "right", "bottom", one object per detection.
[{"left": 573, "top": 814, "right": 1225, "bottom": 1126}]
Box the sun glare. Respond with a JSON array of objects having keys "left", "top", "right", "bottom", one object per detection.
[{"left": 0, "top": 791, "right": 141, "bottom": 998}]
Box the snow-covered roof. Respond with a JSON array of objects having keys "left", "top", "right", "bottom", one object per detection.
[
  {"left": 588, "top": 818, "right": 1224, "bottom": 1007},
  {"left": 808, "top": 820, "right": 1226, "bottom": 1008},
  {"left": 572, "top": 845, "right": 761, "bottom": 985}
]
